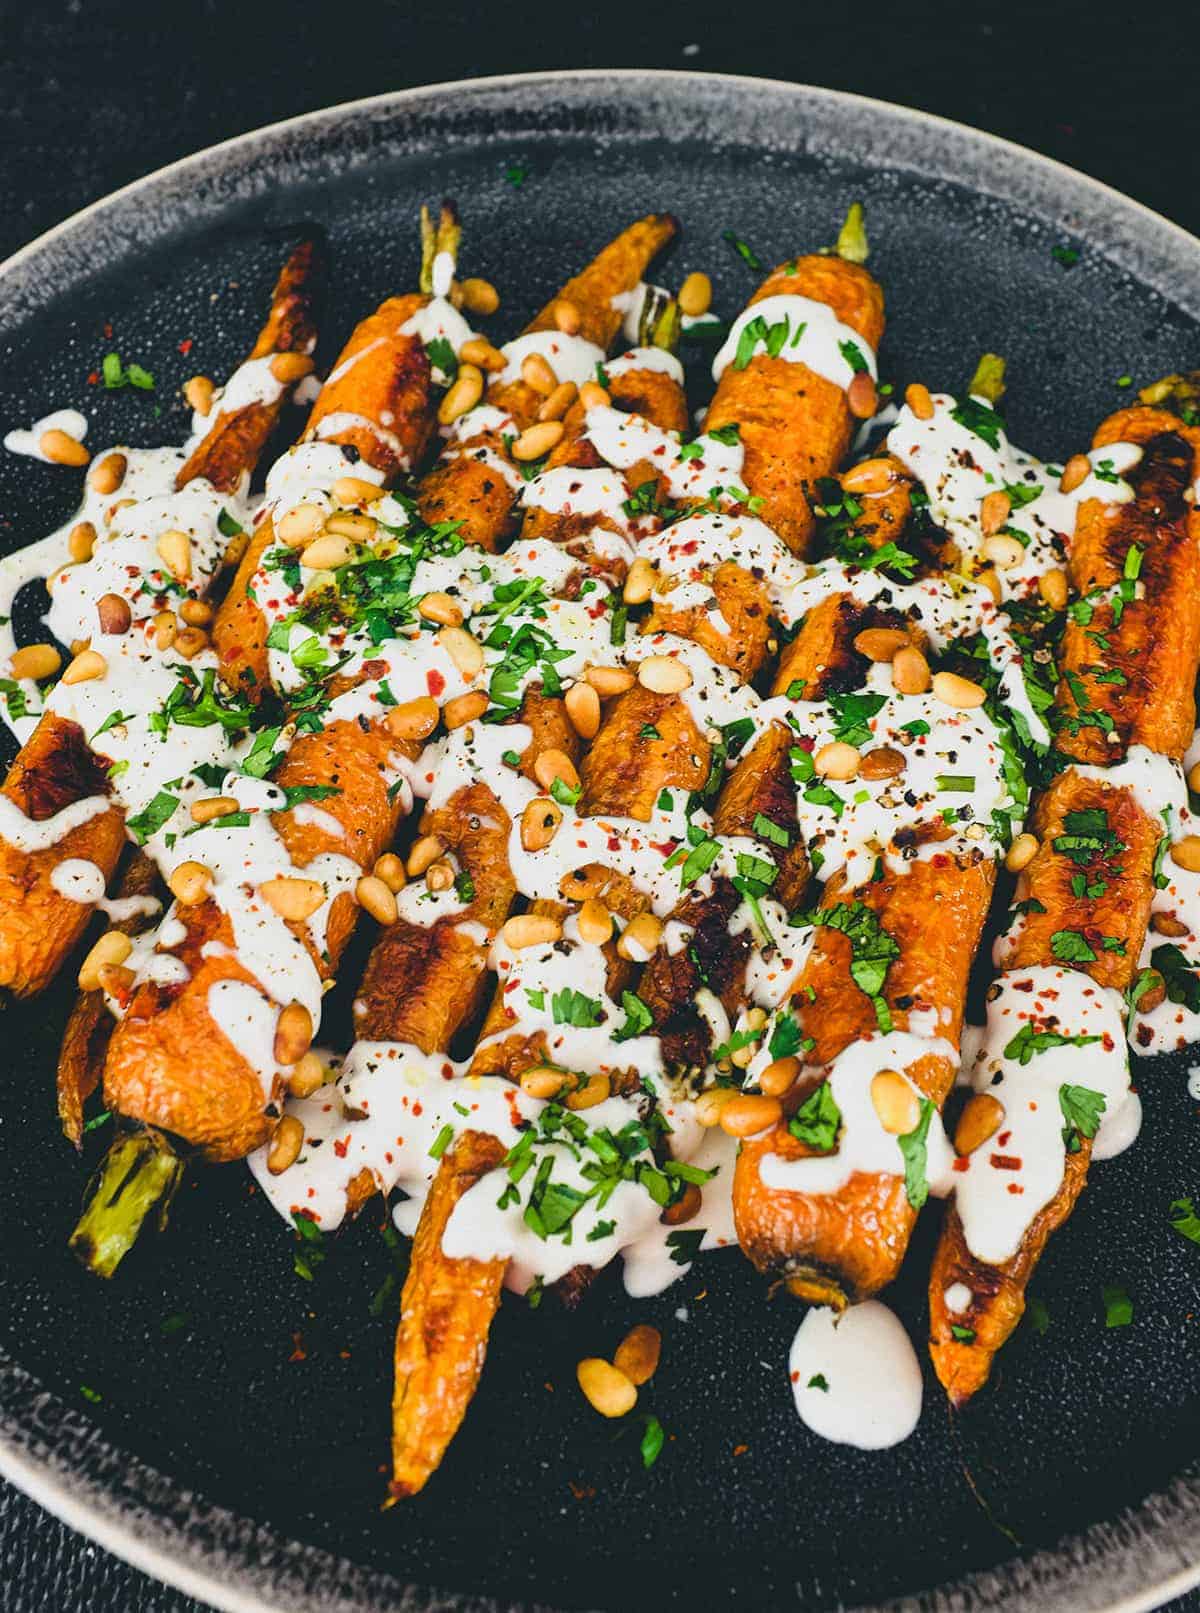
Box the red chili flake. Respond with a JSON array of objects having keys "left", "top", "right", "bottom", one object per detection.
[
  {"left": 997, "top": 1130, "right": 1011, "bottom": 1147},
  {"left": 990, "top": 1153, "right": 1022, "bottom": 1170},
  {"left": 412, "top": 1101, "right": 423, "bottom": 1116},
  {"left": 732, "top": 1444, "right": 749, "bottom": 1457},
  {"left": 680, "top": 538, "right": 699, "bottom": 555},
  {"left": 103, "top": 322, "right": 113, "bottom": 339},
  {"left": 952, "top": 1156, "right": 970, "bottom": 1173},
  {"left": 790, "top": 1370, "right": 800, "bottom": 1383},
  {"left": 1014, "top": 979, "right": 1035, "bottom": 993},
  {"left": 607, "top": 835, "right": 621, "bottom": 852},
  {"left": 86, "top": 370, "right": 100, "bottom": 386},
  {"left": 1102, "top": 1033, "right": 1115, "bottom": 1051},
  {"left": 504, "top": 978, "right": 520, "bottom": 994},
  {"left": 333, "top": 1135, "right": 350, "bottom": 1159},
  {"left": 650, "top": 840, "right": 676, "bottom": 856},
  {"left": 339, "top": 1349, "right": 352, "bottom": 1360},
  {"left": 1006, "top": 1183, "right": 1025, "bottom": 1195},
  {"left": 426, "top": 668, "right": 446, "bottom": 698},
  {"left": 288, "top": 1332, "right": 307, "bottom": 1363},
  {"left": 568, "top": 1481, "right": 595, "bottom": 1500},
  {"left": 794, "top": 734, "right": 815, "bottom": 753},
  {"left": 177, "top": 337, "right": 194, "bottom": 356}
]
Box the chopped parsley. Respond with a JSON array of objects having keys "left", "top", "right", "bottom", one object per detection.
[
  {"left": 1004, "top": 1022, "right": 1102, "bottom": 1065},
  {"left": 787, "top": 1081, "right": 841, "bottom": 1151},
  {"left": 1169, "top": 1196, "right": 1200, "bottom": 1245},
  {"left": 795, "top": 901, "right": 899, "bottom": 1032},
  {"left": 898, "top": 1098, "right": 935, "bottom": 1210},
  {"left": 1059, "top": 1083, "right": 1107, "bottom": 1152},
  {"left": 1101, "top": 1282, "right": 1133, "bottom": 1329},
  {"left": 102, "top": 352, "right": 155, "bottom": 390}
]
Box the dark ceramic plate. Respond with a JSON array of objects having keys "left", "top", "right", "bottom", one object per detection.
[{"left": 2, "top": 69, "right": 1200, "bottom": 1613}]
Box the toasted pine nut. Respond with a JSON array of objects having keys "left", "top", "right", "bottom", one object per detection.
[
  {"left": 637, "top": 655, "right": 692, "bottom": 694},
  {"left": 1151, "top": 911, "right": 1190, "bottom": 938},
  {"left": 1188, "top": 762, "right": 1200, "bottom": 796},
  {"left": 566, "top": 1071, "right": 611, "bottom": 1111},
  {"left": 814, "top": 741, "right": 861, "bottom": 780},
  {"left": 614, "top": 1324, "right": 662, "bottom": 1386},
  {"left": 174, "top": 626, "right": 208, "bottom": 660},
  {"left": 576, "top": 899, "right": 614, "bottom": 946},
  {"left": 267, "top": 1115, "right": 305, "bottom": 1175},
  {"left": 190, "top": 795, "right": 239, "bottom": 824},
  {"left": 97, "top": 963, "right": 135, "bottom": 996},
  {"left": 678, "top": 271, "right": 713, "bottom": 318},
  {"left": 260, "top": 875, "right": 325, "bottom": 921},
  {"left": 10, "top": 643, "right": 61, "bottom": 681},
  {"left": 565, "top": 681, "right": 601, "bottom": 739},
  {"left": 459, "top": 336, "right": 506, "bottom": 372},
  {"left": 443, "top": 691, "right": 489, "bottom": 730},
  {"left": 617, "top": 910, "right": 663, "bottom": 962},
  {"left": 90, "top": 599, "right": 127, "bottom": 640},
  {"left": 70, "top": 639, "right": 90, "bottom": 657},
  {"left": 979, "top": 490, "right": 1012, "bottom": 538},
  {"left": 437, "top": 624, "right": 485, "bottom": 679},
  {"left": 438, "top": 363, "right": 484, "bottom": 425},
  {"left": 68, "top": 521, "right": 97, "bottom": 563},
  {"left": 558, "top": 863, "right": 611, "bottom": 900},
  {"left": 179, "top": 598, "right": 214, "bottom": 627},
  {"left": 538, "top": 381, "right": 578, "bottom": 423},
  {"left": 1039, "top": 567, "right": 1069, "bottom": 610},
  {"left": 502, "top": 913, "right": 563, "bottom": 949},
  {"left": 976, "top": 567, "right": 1003, "bottom": 605},
  {"left": 932, "top": 670, "right": 986, "bottom": 709},
  {"left": 184, "top": 375, "right": 215, "bottom": 415},
  {"left": 534, "top": 748, "right": 580, "bottom": 795},
  {"left": 61, "top": 648, "right": 107, "bottom": 685},
  {"left": 274, "top": 1000, "right": 314, "bottom": 1065},
  {"left": 579, "top": 380, "right": 610, "bottom": 410},
  {"left": 288, "top": 1051, "right": 328, "bottom": 1098},
  {"left": 718, "top": 1093, "right": 783, "bottom": 1138},
  {"left": 842, "top": 458, "right": 895, "bottom": 495},
  {"left": 277, "top": 503, "right": 326, "bottom": 548},
  {"left": 355, "top": 875, "right": 397, "bottom": 925},
  {"left": 301, "top": 534, "right": 354, "bottom": 571},
  {"left": 847, "top": 371, "right": 878, "bottom": 420},
  {"left": 585, "top": 663, "right": 636, "bottom": 697},
  {"left": 324, "top": 511, "right": 377, "bottom": 544},
  {"left": 1059, "top": 453, "right": 1092, "bottom": 494},
  {"left": 155, "top": 528, "right": 192, "bottom": 581},
  {"left": 270, "top": 351, "right": 315, "bottom": 383},
  {"left": 983, "top": 533, "right": 1025, "bottom": 570},
  {"left": 406, "top": 836, "right": 446, "bottom": 878},
  {"left": 512, "top": 420, "right": 564, "bottom": 461},
  {"left": 624, "top": 557, "right": 658, "bottom": 604},
  {"left": 332, "top": 475, "right": 384, "bottom": 507},
  {"left": 520, "top": 1066, "right": 568, "bottom": 1100},
  {"left": 521, "top": 353, "right": 557, "bottom": 395},
  {"left": 168, "top": 860, "right": 212, "bottom": 906},
  {"left": 553, "top": 298, "right": 582, "bottom": 335},
  {"left": 90, "top": 452, "right": 126, "bottom": 493},
  {"left": 858, "top": 745, "right": 906, "bottom": 781},
  {"left": 385, "top": 696, "right": 440, "bottom": 743},
  {"left": 520, "top": 799, "right": 563, "bottom": 851},
  {"left": 870, "top": 1070, "right": 919, "bottom": 1135},
  {"left": 459, "top": 276, "right": 500, "bottom": 316},
  {"left": 905, "top": 382, "right": 935, "bottom": 420},
  {"left": 954, "top": 1092, "right": 1005, "bottom": 1156},
  {"left": 1136, "top": 970, "right": 1167, "bottom": 1013},
  {"left": 40, "top": 427, "right": 90, "bottom": 467},
  {"left": 695, "top": 1086, "right": 738, "bottom": 1127},
  {"left": 418, "top": 591, "right": 464, "bottom": 627},
  {"left": 759, "top": 1055, "right": 800, "bottom": 1098},
  {"left": 576, "top": 1358, "right": 637, "bottom": 1418},
  {"left": 730, "top": 1040, "right": 757, "bottom": 1070},
  {"left": 425, "top": 859, "right": 455, "bottom": 893},
  {"left": 374, "top": 852, "right": 406, "bottom": 893},
  {"left": 1005, "top": 832, "right": 1039, "bottom": 873},
  {"left": 77, "top": 930, "right": 132, "bottom": 992},
  {"left": 1170, "top": 836, "right": 1200, "bottom": 873},
  {"left": 891, "top": 645, "right": 931, "bottom": 695},
  {"left": 152, "top": 609, "right": 178, "bottom": 651},
  {"left": 661, "top": 1182, "right": 702, "bottom": 1225}
]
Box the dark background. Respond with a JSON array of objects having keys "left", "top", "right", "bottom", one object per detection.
[{"left": 1, "top": 0, "right": 1199, "bottom": 1608}]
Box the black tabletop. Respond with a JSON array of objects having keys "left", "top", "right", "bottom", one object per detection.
[{"left": 1, "top": 1, "right": 1198, "bottom": 1609}]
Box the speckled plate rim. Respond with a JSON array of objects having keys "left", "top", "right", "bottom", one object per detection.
[{"left": 1, "top": 66, "right": 1200, "bottom": 1613}]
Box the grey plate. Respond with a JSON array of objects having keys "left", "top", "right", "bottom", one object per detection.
[{"left": 1, "top": 68, "right": 1200, "bottom": 1613}]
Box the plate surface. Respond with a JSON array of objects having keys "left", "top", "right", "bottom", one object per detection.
[{"left": 1, "top": 68, "right": 1200, "bottom": 1613}]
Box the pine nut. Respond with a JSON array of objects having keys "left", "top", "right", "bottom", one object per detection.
[
  {"left": 759, "top": 1055, "right": 800, "bottom": 1098},
  {"left": 191, "top": 795, "right": 239, "bottom": 824},
  {"left": 521, "top": 1066, "right": 568, "bottom": 1100},
  {"left": 443, "top": 691, "right": 489, "bottom": 729},
  {"left": 270, "top": 351, "right": 315, "bottom": 383},
  {"left": 533, "top": 748, "right": 580, "bottom": 795},
  {"left": 502, "top": 913, "right": 563, "bottom": 948},
  {"left": 1188, "top": 762, "right": 1200, "bottom": 796},
  {"left": 68, "top": 521, "right": 97, "bottom": 563},
  {"left": 438, "top": 363, "right": 484, "bottom": 425},
  {"left": 870, "top": 1070, "right": 919, "bottom": 1135},
  {"left": 566, "top": 1071, "right": 611, "bottom": 1111},
  {"left": 614, "top": 1324, "right": 661, "bottom": 1386},
  {"left": 385, "top": 697, "right": 440, "bottom": 742},
  {"left": 1005, "top": 832, "right": 1039, "bottom": 873},
  {"left": 418, "top": 591, "right": 464, "bottom": 627},
  {"left": 847, "top": 371, "right": 878, "bottom": 420},
  {"left": 579, "top": 381, "right": 610, "bottom": 410},
  {"left": 184, "top": 375, "right": 215, "bottom": 415},
  {"left": 458, "top": 277, "right": 500, "bottom": 316},
  {"left": 1151, "top": 911, "right": 1190, "bottom": 938},
  {"left": 78, "top": 931, "right": 132, "bottom": 992},
  {"left": 10, "top": 643, "right": 61, "bottom": 681},
  {"left": 661, "top": 1183, "right": 702, "bottom": 1225},
  {"left": 976, "top": 566, "right": 1004, "bottom": 605},
  {"left": 1059, "top": 453, "right": 1092, "bottom": 494},
  {"left": 260, "top": 875, "right": 325, "bottom": 921},
  {"left": 576, "top": 1358, "right": 637, "bottom": 1418},
  {"left": 425, "top": 860, "right": 455, "bottom": 893},
  {"left": 97, "top": 963, "right": 135, "bottom": 996},
  {"left": 858, "top": 744, "right": 906, "bottom": 781},
  {"left": 554, "top": 299, "right": 582, "bottom": 335},
  {"left": 154, "top": 528, "right": 191, "bottom": 581},
  {"left": 356, "top": 874, "right": 398, "bottom": 925},
  {"left": 954, "top": 1092, "right": 1005, "bottom": 1156},
  {"left": 814, "top": 741, "right": 861, "bottom": 780},
  {"left": 61, "top": 648, "right": 107, "bottom": 685},
  {"left": 459, "top": 337, "right": 506, "bottom": 372},
  {"left": 168, "top": 860, "right": 212, "bottom": 906},
  {"left": 538, "top": 381, "right": 578, "bottom": 423},
  {"left": 332, "top": 475, "right": 384, "bottom": 507},
  {"left": 174, "top": 626, "right": 208, "bottom": 660},
  {"left": 637, "top": 655, "right": 692, "bottom": 694},
  {"left": 437, "top": 624, "right": 485, "bottom": 679},
  {"left": 40, "top": 428, "right": 90, "bottom": 467},
  {"left": 892, "top": 646, "right": 931, "bottom": 695},
  {"left": 301, "top": 534, "right": 354, "bottom": 571},
  {"left": 718, "top": 1093, "right": 783, "bottom": 1138},
  {"left": 905, "top": 382, "right": 935, "bottom": 420},
  {"left": 152, "top": 610, "right": 177, "bottom": 651},
  {"left": 932, "top": 671, "right": 986, "bottom": 709},
  {"left": 512, "top": 421, "right": 564, "bottom": 461},
  {"left": 288, "top": 1051, "right": 329, "bottom": 1098},
  {"left": 983, "top": 533, "right": 1025, "bottom": 570},
  {"left": 842, "top": 458, "right": 895, "bottom": 495},
  {"left": 559, "top": 864, "right": 611, "bottom": 900},
  {"left": 406, "top": 835, "right": 446, "bottom": 877},
  {"left": 267, "top": 1115, "right": 305, "bottom": 1175},
  {"left": 91, "top": 592, "right": 128, "bottom": 638},
  {"left": 324, "top": 511, "right": 377, "bottom": 543},
  {"left": 695, "top": 1086, "right": 738, "bottom": 1127},
  {"left": 576, "top": 899, "right": 614, "bottom": 945},
  {"left": 274, "top": 1000, "right": 314, "bottom": 1065},
  {"left": 89, "top": 452, "right": 126, "bottom": 493},
  {"left": 585, "top": 664, "right": 636, "bottom": 697},
  {"left": 624, "top": 557, "right": 658, "bottom": 604},
  {"left": 1170, "top": 836, "right": 1200, "bottom": 873},
  {"left": 565, "top": 681, "right": 601, "bottom": 739},
  {"left": 278, "top": 503, "right": 326, "bottom": 548},
  {"left": 179, "top": 598, "right": 214, "bottom": 627},
  {"left": 617, "top": 911, "right": 663, "bottom": 962},
  {"left": 730, "top": 1041, "right": 757, "bottom": 1070},
  {"left": 1136, "top": 970, "right": 1166, "bottom": 1013},
  {"left": 521, "top": 353, "right": 557, "bottom": 395},
  {"left": 374, "top": 852, "right": 406, "bottom": 893},
  {"left": 678, "top": 271, "right": 713, "bottom": 318},
  {"left": 70, "top": 639, "right": 90, "bottom": 657},
  {"left": 1039, "top": 568, "right": 1069, "bottom": 610},
  {"left": 979, "top": 490, "right": 1012, "bottom": 538}
]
